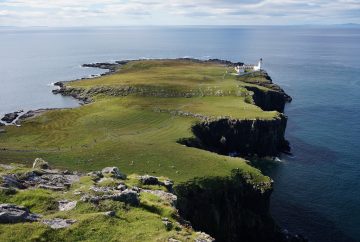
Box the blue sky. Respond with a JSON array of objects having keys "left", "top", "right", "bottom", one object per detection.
[{"left": 0, "top": 0, "right": 359, "bottom": 26}]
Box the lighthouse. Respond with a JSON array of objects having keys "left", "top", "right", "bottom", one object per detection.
[{"left": 253, "top": 58, "right": 262, "bottom": 71}]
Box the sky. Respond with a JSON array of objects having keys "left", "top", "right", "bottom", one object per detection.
[{"left": 0, "top": 0, "right": 359, "bottom": 26}]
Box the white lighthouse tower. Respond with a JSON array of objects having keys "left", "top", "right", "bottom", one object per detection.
[{"left": 253, "top": 58, "right": 262, "bottom": 71}]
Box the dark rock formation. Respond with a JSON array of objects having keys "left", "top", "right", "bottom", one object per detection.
[
  {"left": 1, "top": 111, "right": 22, "bottom": 123},
  {"left": 245, "top": 86, "right": 290, "bottom": 113},
  {"left": 17, "top": 109, "right": 53, "bottom": 124},
  {"left": 0, "top": 204, "right": 41, "bottom": 223},
  {"left": 139, "top": 175, "right": 174, "bottom": 191},
  {"left": 175, "top": 170, "right": 305, "bottom": 242},
  {"left": 181, "top": 115, "right": 290, "bottom": 157}
]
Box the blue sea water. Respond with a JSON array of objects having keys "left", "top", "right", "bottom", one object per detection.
[{"left": 0, "top": 26, "right": 359, "bottom": 241}]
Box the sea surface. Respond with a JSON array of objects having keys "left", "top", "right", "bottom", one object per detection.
[{"left": 0, "top": 26, "right": 359, "bottom": 241}]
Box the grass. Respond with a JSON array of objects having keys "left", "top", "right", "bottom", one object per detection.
[
  {"left": 0, "top": 165, "right": 198, "bottom": 242},
  {"left": 0, "top": 60, "right": 277, "bottom": 185}
]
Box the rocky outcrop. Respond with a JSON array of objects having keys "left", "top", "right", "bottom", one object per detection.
[
  {"left": 139, "top": 175, "right": 174, "bottom": 191},
  {"left": 42, "top": 218, "right": 76, "bottom": 229},
  {"left": 181, "top": 115, "right": 290, "bottom": 157},
  {"left": 1, "top": 111, "right": 23, "bottom": 124},
  {"left": 102, "top": 167, "right": 126, "bottom": 179},
  {"left": 0, "top": 204, "right": 41, "bottom": 223},
  {"left": 240, "top": 71, "right": 292, "bottom": 113}
]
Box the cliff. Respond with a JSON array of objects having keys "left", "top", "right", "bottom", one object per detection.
[
  {"left": 0, "top": 59, "right": 303, "bottom": 241},
  {"left": 181, "top": 115, "right": 290, "bottom": 157},
  {"left": 175, "top": 171, "right": 305, "bottom": 242}
]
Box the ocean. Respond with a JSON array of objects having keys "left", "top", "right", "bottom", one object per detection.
[{"left": 0, "top": 26, "right": 359, "bottom": 241}]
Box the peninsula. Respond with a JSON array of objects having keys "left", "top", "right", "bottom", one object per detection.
[{"left": 0, "top": 59, "right": 304, "bottom": 241}]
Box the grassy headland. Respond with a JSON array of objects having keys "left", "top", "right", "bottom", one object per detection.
[
  {"left": 0, "top": 59, "right": 281, "bottom": 185},
  {"left": 0, "top": 59, "right": 295, "bottom": 241}
]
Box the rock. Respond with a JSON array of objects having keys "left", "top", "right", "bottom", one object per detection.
[
  {"left": 42, "top": 218, "right": 76, "bottom": 229},
  {"left": 32, "top": 158, "right": 50, "bottom": 170},
  {"left": 1, "top": 111, "right": 21, "bottom": 124},
  {"left": 104, "top": 211, "right": 116, "bottom": 217},
  {"left": 141, "top": 189, "right": 177, "bottom": 207},
  {"left": 162, "top": 179, "right": 174, "bottom": 191},
  {"left": 81, "top": 189, "right": 140, "bottom": 206},
  {"left": 162, "top": 217, "right": 173, "bottom": 230},
  {"left": 87, "top": 171, "right": 103, "bottom": 181},
  {"left": 58, "top": 200, "right": 77, "bottom": 211},
  {"left": 195, "top": 232, "right": 215, "bottom": 242},
  {"left": 101, "top": 167, "right": 126, "bottom": 179},
  {"left": 1, "top": 174, "right": 25, "bottom": 189},
  {"left": 111, "top": 189, "right": 140, "bottom": 206},
  {"left": 116, "top": 184, "right": 127, "bottom": 191},
  {"left": 23, "top": 171, "right": 80, "bottom": 190},
  {"left": 139, "top": 175, "right": 159, "bottom": 185},
  {"left": 38, "top": 184, "right": 66, "bottom": 191},
  {"left": 168, "top": 239, "right": 181, "bottom": 242},
  {"left": 0, "top": 129, "right": 5, "bottom": 134},
  {"left": 0, "top": 204, "right": 41, "bottom": 223}
]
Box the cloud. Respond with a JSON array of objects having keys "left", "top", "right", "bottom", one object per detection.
[{"left": 0, "top": 0, "right": 359, "bottom": 26}]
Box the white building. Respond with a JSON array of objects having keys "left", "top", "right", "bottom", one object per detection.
[{"left": 235, "top": 58, "right": 262, "bottom": 74}]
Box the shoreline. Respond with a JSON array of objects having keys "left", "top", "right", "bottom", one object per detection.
[{"left": 0, "top": 58, "right": 304, "bottom": 241}]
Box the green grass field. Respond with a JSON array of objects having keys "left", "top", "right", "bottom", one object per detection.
[{"left": 0, "top": 60, "right": 278, "bottom": 185}]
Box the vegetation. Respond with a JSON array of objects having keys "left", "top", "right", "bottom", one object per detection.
[
  {"left": 0, "top": 59, "right": 278, "bottom": 185},
  {"left": 0, "top": 164, "right": 200, "bottom": 242}
]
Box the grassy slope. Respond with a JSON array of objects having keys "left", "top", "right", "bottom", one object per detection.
[
  {"left": 0, "top": 165, "right": 199, "bottom": 242},
  {"left": 0, "top": 60, "right": 278, "bottom": 185}
]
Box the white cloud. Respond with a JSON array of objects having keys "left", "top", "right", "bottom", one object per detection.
[{"left": 0, "top": 0, "right": 359, "bottom": 26}]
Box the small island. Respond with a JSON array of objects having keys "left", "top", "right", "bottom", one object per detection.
[{"left": 0, "top": 59, "right": 304, "bottom": 241}]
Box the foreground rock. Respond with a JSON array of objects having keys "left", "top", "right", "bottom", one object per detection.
[
  {"left": 58, "top": 200, "right": 77, "bottom": 211},
  {"left": 1, "top": 111, "right": 23, "bottom": 124},
  {"left": 1, "top": 159, "right": 80, "bottom": 191},
  {"left": 101, "top": 167, "right": 126, "bottom": 179},
  {"left": 32, "top": 158, "right": 50, "bottom": 169},
  {"left": 0, "top": 204, "right": 41, "bottom": 223},
  {"left": 42, "top": 218, "right": 76, "bottom": 229},
  {"left": 81, "top": 188, "right": 140, "bottom": 206},
  {"left": 139, "top": 175, "right": 174, "bottom": 190}
]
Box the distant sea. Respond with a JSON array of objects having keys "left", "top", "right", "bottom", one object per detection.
[{"left": 0, "top": 26, "right": 359, "bottom": 242}]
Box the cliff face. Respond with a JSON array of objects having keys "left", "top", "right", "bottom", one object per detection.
[
  {"left": 244, "top": 86, "right": 288, "bottom": 113},
  {"left": 175, "top": 171, "right": 286, "bottom": 242},
  {"left": 181, "top": 115, "right": 290, "bottom": 157}
]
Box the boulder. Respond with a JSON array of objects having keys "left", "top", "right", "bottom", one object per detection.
[
  {"left": 101, "top": 167, "right": 126, "bottom": 179},
  {"left": 42, "top": 218, "right": 76, "bottom": 229},
  {"left": 87, "top": 171, "right": 103, "bottom": 181},
  {"left": 141, "top": 189, "right": 177, "bottom": 207},
  {"left": 195, "top": 232, "right": 215, "bottom": 242},
  {"left": 0, "top": 204, "right": 41, "bottom": 223},
  {"left": 58, "top": 200, "right": 77, "bottom": 211},
  {"left": 32, "top": 158, "right": 50, "bottom": 170},
  {"left": 139, "top": 175, "right": 159, "bottom": 185},
  {"left": 111, "top": 189, "right": 139, "bottom": 206},
  {"left": 1, "top": 112, "right": 20, "bottom": 123},
  {"left": 1, "top": 174, "right": 25, "bottom": 189}
]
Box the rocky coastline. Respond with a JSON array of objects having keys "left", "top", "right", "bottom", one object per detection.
[{"left": 0, "top": 59, "right": 305, "bottom": 241}]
